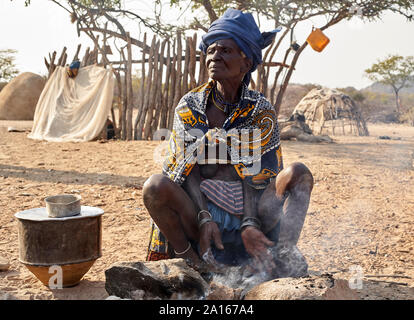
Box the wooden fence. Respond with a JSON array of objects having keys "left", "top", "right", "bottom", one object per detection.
[
  {"left": 45, "top": 32, "right": 280, "bottom": 141},
  {"left": 128, "top": 32, "right": 209, "bottom": 140}
]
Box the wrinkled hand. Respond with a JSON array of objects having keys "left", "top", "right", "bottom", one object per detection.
[
  {"left": 241, "top": 226, "right": 275, "bottom": 273},
  {"left": 199, "top": 221, "right": 224, "bottom": 270}
]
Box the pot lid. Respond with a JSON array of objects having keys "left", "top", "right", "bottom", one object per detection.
[{"left": 15, "top": 206, "right": 104, "bottom": 221}]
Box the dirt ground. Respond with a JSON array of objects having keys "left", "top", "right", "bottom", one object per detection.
[{"left": 0, "top": 121, "right": 413, "bottom": 300}]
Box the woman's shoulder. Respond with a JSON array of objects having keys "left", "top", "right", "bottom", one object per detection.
[
  {"left": 243, "top": 87, "right": 274, "bottom": 110},
  {"left": 176, "top": 81, "right": 213, "bottom": 112},
  {"left": 181, "top": 82, "right": 213, "bottom": 100}
]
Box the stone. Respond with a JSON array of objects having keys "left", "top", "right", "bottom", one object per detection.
[
  {"left": 206, "top": 282, "right": 242, "bottom": 300},
  {"left": 244, "top": 274, "right": 359, "bottom": 300},
  {"left": 271, "top": 244, "right": 309, "bottom": 279},
  {"left": 0, "top": 256, "right": 10, "bottom": 271},
  {"left": 0, "top": 72, "right": 46, "bottom": 120},
  {"left": 105, "top": 295, "right": 130, "bottom": 300},
  {"left": 0, "top": 292, "right": 18, "bottom": 300},
  {"left": 7, "top": 127, "right": 26, "bottom": 132},
  {"left": 279, "top": 120, "right": 332, "bottom": 143},
  {"left": 105, "top": 258, "right": 209, "bottom": 300}
]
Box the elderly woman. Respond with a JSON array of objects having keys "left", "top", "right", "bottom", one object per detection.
[{"left": 143, "top": 9, "right": 313, "bottom": 278}]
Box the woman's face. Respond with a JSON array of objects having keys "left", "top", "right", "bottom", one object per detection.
[{"left": 205, "top": 38, "right": 251, "bottom": 83}]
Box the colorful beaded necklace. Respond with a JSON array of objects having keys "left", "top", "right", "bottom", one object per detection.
[{"left": 211, "top": 85, "right": 240, "bottom": 114}]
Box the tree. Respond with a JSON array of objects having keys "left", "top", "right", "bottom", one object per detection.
[
  {"left": 365, "top": 55, "right": 414, "bottom": 114},
  {"left": 0, "top": 49, "right": 19, "bottom": 82},
  {"left": 13, "top": 0, "right": 414, "bottom": 130},
  {"left": 168, "top": 0, "right": 414, "bottom": 115},
  {"left": 14, "top": 1, "right": 414, "bottom": 117}
]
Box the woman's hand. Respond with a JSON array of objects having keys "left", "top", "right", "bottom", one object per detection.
[
  {"left": 241, "top": 226, "right": 275, "bottom": 273},
  {"left": 199, "top": 221, "right": 224, "bottom": 268}
]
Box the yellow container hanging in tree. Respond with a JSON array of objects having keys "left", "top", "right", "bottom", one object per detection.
[{"left": 306, "top": 27, "right": 330, "bottom": 52}]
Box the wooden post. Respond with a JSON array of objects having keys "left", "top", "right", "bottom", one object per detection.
[
  {"left": 82, "top": 47, "right": 90, "bottom": 66},
  {"left": 120, "top": 48, "right": 128, "bottom": 140},
  {"left": 73, "top": 44, "right": 82, "bottom": 62},
  {"left": 134, "top": 33, "right": 147, "bottom": 140},
  {"left": 202, "top": 52, "right": 209, "bottom": 83},
  {"left": 197, "top": 51, "right": 206, "bottom": 86},
  {"left": 137, "top": 35, "right": 157, "bottom": 140},
  {"left": 61, "top": 53, "right": 67, "bottom": 67},
  {"left": 48, "top": 51, "right": 57, "bottom": 78},
  {"left": 113, "top": 69, "right": 123, "bottom": 139},
  {"left": 57, "top": 47, "right": 67, "bottom": 66},
  {"left": 174, "top": 32, "right": 183, "bottom": 107},
  {"left": 189, "top": 33, "right": 197, "bottom": 90},
  {"left": 151, "top": 39, "right": 167, "bottom": 137},
  {"left": 182, "top": 37, "right": 190, "bottom": 94},
  {"left": 126, "top": 33, "right": 133, "bottom": 140},
  {"left": 143, "top": 40, "right": 160, "bottom": 139},
  {"left": 167, "top": 39, "right": 177, "bottom": 131},
  {"left": 159, "top": 40, "right": 171, "bottom": 130}
]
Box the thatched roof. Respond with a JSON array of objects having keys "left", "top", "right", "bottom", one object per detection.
[{"left": 292, "top": 87, "right": 369, "bottom": 136}]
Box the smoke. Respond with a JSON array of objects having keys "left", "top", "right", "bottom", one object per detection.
[
  {"left": 202, "top": 243, "right": 309, "bottom": 299},
  {"left": 207, "top": 263, "right": 271, "bottom": 298}
]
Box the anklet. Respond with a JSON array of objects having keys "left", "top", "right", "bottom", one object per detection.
[{"left": 174, "top": 242, "right": 192, "bottom": 255}]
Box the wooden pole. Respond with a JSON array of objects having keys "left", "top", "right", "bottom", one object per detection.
[
  {"left": 126, "top": 32, "right": 134, "bottom": 140},
  {"left": 73, "top": 44, "right": 82, "bottom": 62},
  {"left": 197, "top": 51, "right": 205, "bottom": 86},
  {"left": 159, "top": 40, "right": 171, "bottom": 130},
  {"left": 143, "top": 40, "right": 160, "bottom": 140},
  {"left": 134, "top": 33, "right": 147, "bottom": 140},
  {"left": 82, "top": 47, "right": 90, "bottom": 66},
  {"left": 137, "top": 35, "right": 156, "bottom": 140},
  {"left": 175, "top": 32, "right": 183, "bottom": 104},
  {"left": 167, "top": 39, "right": 177, "bottom": 130},
  {"left": 182, "top": 37, "right": 190, "bottom": 94},
  {"left": 170, "top": 33, "right": 182, "bottom": 130},
  {"left": 57, "top": 47, "right": 67, "bottom": 66},
  {"left": 121, "top": 48, "right": 128, "bottom": 140},
  {"left": 48, "top": 51, "right": 57, "bottom": 78},
  {"left": 202, "top": 52, "right": 209, "bottom": 83},
  {"left": 189, "top": 33, "right": 197, "bottom": 90},
  {"left": 152, "top": 39, "right": 167, "bottom": 136},
  {"left": 113, "top": 70, "right": 123, "bottom": 138}
]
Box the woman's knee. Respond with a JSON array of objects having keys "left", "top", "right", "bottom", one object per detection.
[
  {"left": 142, "top": 174, "right": 171, "bottom": 209},
  {"left": 276, "top": 162, "right": 314, "bottom": 195}
]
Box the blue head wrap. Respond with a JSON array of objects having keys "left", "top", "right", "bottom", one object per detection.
[
  {"left": 70, "top": 60, "right": 81, "bottom": 70},
  {"left": 199, "top": 8, "right": 282, "bottom": 85}
]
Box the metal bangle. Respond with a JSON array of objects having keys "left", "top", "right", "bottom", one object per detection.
[
  {"left": 240, "top": 216, "right": 262, "bottom": 231},
  {"left": 198, "top": 217, "right": 213, "bottom": 229},
  {"left": 242, "top": 217, "right": 262, "bottom": 226},
  {"left": 198, "top": 210, "right": 212, "bottom": 222},
  {"left": 174, "top": 242, "right": 192, "bottom": 255}
]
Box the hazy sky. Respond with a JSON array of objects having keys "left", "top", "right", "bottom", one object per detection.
[{"left": 1, "top": 1, "right": 413, "bottom": 89}]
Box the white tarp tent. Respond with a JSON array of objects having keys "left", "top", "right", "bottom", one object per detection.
[{"left": 28, "top": 65, "right": 115, "bottom": 142}]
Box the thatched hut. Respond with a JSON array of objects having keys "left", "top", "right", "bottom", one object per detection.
[{"left": 292, "top": 88, "right": 369, "bottom": 136}]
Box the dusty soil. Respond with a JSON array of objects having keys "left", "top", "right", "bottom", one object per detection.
[{"left": 0, "top": 121, "right": 413, "bottom": 300}]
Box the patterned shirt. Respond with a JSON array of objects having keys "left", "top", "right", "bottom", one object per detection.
[{"left": 163, "top": 80, "right": 283, "bottom": 189}]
